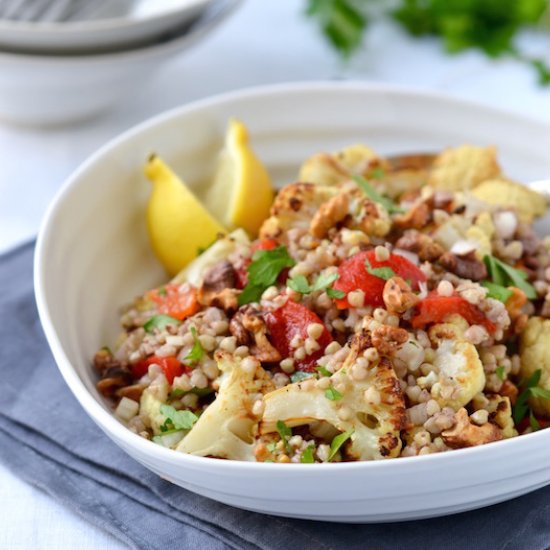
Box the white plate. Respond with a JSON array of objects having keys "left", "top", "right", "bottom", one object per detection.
[
  {"left": 0, "top": 0, "right": 239, "bottom": 126},
  {"left": 35, "top": 83, "right": 550, "bottom": 522},
  {"left": 0, "top": 0, "right": 214, "bottom": 54}
]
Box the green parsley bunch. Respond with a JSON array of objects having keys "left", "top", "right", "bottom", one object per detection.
[{"left": 306, "top": 0, "right": 550, "bottom": 85}]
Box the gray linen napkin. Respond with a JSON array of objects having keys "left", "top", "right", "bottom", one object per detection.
[{"left": 1, "top": 241, "right": 549, "bottom": 550}]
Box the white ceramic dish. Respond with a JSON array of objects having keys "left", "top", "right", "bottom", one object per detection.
[
  {"left": 35, "top": 82, "right": 550, "bottom": 522},
  {"left": 0, "top": 0, "right": 213, "bottom": 54},
  {"left": 0, "top": 0, "right": 238, "bottom": 126}
]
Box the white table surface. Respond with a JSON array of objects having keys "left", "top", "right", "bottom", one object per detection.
[{"left": 1, "top": 1, "right": 549, "bottom": 548}]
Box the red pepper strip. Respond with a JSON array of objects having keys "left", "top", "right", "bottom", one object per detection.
[
  {"left": 146, "top": 284, "right": 200, "bottom": 321},
  {"left": 131, "top": 355, "right": 187, "bottom": 383}
]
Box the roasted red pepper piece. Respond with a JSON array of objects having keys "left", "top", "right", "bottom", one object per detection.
[
  {"left": 264, "top": 300, "right": 333, "bottom": 372},
  {"left": 146, "top": 284, "right": 200, "bottom": 321},
  {"left": 131, "top": 355, "right": 186, "bottom": 383}
]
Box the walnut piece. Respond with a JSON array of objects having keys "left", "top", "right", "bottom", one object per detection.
[
  {"left": 382, "top": 276, "right": 420, "bottom": 314},
  {"left": 441, "top": 407, "right": 502, "bottom": 448}
]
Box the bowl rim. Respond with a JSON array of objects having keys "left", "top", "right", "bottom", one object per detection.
[
  {"left": 34, "top": 80, "right": 550, "bottom": 474},
  {"left": 0, "top": 0, "right": 239, "bottom": 64},
  {"left": 0, "top": 0, "right": 212, "bottom": 34}
]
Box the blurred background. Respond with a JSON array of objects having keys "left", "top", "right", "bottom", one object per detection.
[
  {"left": 0, "top": 0, "right": 549, "bottom": 546},
  {"left": 1, "top": 0, "right": 550, "bottom": 254}
]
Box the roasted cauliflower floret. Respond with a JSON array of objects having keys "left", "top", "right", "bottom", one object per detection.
[
  {"left": 470, "top": 179, "right": 546, "bottom": 222},
  {"left": 172, "top": 229, "right": 250, "bottom": 286},
  {"left": 520, "top": 316, "right": 550, "bottom": 417},
  {"left": 428, "top": 145, "right": 500, "bottom": 191},
  {"left": 486, "top": 395, "right": 517, "bottom": 439},
  {"left": 260, "top": 331, "right": 406, "bottom": 460},
  {"left": 176, "top": 352, "right": 274, "bottom": 460},
  {"left": 299, "top": 144, "right": 385, "bottom": 186},
  {"left": 259, "top": 182, "right": 338, "bottom": 242},
  {"left": 420, "top": 338, "right": 485, "bottom": 411}
]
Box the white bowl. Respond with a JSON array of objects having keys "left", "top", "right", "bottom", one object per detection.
[
  {"left": 0, "top": 0, "right": 238, "bottom": 126},
  {"left": 35, "top": 82, "right": 550, "bottom": 522},
  {"left": 0, "top": 0, "right": 214, "bottom": 54}
]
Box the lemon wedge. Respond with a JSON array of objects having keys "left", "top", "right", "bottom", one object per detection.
[
  {"left": 205, "top": 118, "right": 274, "bottom": 236},
  {"left": 145, "top": 155, "right": 225, "bottom": 276}
]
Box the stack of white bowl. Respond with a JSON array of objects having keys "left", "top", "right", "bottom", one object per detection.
[{"left": 0, "top": 0, "right": 240, "bottom": 125}]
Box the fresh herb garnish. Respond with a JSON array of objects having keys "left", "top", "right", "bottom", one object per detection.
[
  {"left": 170, "top": 387, "right": 214, "bottom": 399},
  {"left": 157, "top": 286, "right": 167, "bottom": 297},
  {"left": 495, "top": 366, "right": 506, "bottom": 381},
  {"left": 484, "top": 255, "right": 536, "bottom": 299},
  {"left": 365, "top": 256, "right": 396, "bottom": 281},
  {"left": 326, "top": 287, "right": 346, "bottom": 299},
  {"left": 353, "top": 174, "right": 405, "bottom": 214},
  {"left": 184, "top": 327, "right": 204, "bottom": 364},
  {"left": 325, "top": 386, "right": 343, "bottom": 401},
  {"left": 316, "top": 365, "right": 331, "bottom": 377},
  {"left": 300, "top": 444, "right": 316, "bottom": 463},
  {"left": 159, "top": 404, "right": 198, "bottom": 432},
  {"left": 481, "top": 280, "right": 514, "bottom": 303},
  {"left": 530, "top": 410, "right": 541, "bottom": 432},
  {"left": 143, "top": 314, "right": 181, "bottom": 334},
  {"left": 513, "top": 369, "right": 550, "bottom": 427},
  {"left": 276, "top": 420, "right": 292, "bottom": 452},
  {"left": 290, "top": 371, "right": 316, "bottom": 383},
  {"left": 328, "top": 429, "right": 354, "bottom": 461},
  {"left": 305, "top": 0, "right": 367, "bottom": 58},
  {"left": 266, "top": 442, "right": 277, "bottom": 453},
  {"left": 239, "top": 246, "right": 296, "bottom": 305},
  {"left": 288, "top": 271, "right": 341, "bottom": 296}
]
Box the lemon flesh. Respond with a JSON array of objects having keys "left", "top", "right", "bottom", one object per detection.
[
  {"left": 205, "top": 119, "right": 273, "bottom": 237},
  {"left": 145, "top": 155, "right": 225, "bottom": 276}
]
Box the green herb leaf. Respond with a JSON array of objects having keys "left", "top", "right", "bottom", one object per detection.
[
  {"left": 276, "top": 420, "right": 292, "bottom": 452},
  {"left": 529, "top": 387, "right": 550, "bottom": 401},
  {"left": 159, "top": 404, "right": 198, "bottom": 431},
  {"left": 483, "top": 254, "right": 536, "bottom": 299},
  {"left": 495, "top": 366, "right": 506, "bottom": 381},
  {"left": 239, "top": 246, "right": 295, "bottom": 305},
  {"left": 158, "top": 286, "right": 167, "bottom": 297},
  {"left": 143, "top": 314, "right": 181, "bottom": 333},
  {"left": 325, "top": 386, "right": 343, "bottom": 401},
  {"left": 288, "top": 275, "right": 312, "bottom": 294},
  {"left": 364, "top": 256, "right": 396, "bottom": 281},
  {"left": 328, "top": 429, "right": 354, "bottom": 461},
  {"left": 312, "top": 272, "right": 340, "bottom": 292},
  {"left": 300, "top": 444, "right": 316, "bottom": 463},
  {"left": 170, "top": 387, "right": 214, "bottom": 399},
  {"left": 353, "top": 174, "right": 405, "bottom": 214},
  {"left": 316, "top": 365, "right": 331, "bottom": 377},
  {"left": 266, "top": 442, "right": 277, "bottom": 453},
  {"left": 306, "top": 0, "right": 367, "bottom": 58},
  {"left": 513, "top": 369, "right": 550, "bottom": 425},
  {"left": 370, "top": 167, "right": 386, "bottom": 180},
  {"left": 184, "top": 327, "right": 204, "bottom": 364},
  {"left": 481, "top": 280, "right": 514, "bottom": 303},
  {"left": 290, "top": 371, "right": 316, "bottom": 383},
  {"left": 326, "top": 287, "right": 346, "bottom": 299}
]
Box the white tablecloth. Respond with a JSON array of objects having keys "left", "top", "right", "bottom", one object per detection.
[{"left": 1, "top": 1, "right": 549, "bottom": 547}]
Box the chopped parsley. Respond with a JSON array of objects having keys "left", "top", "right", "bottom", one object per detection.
[
  {"left": 300, "top": 444, "right": 315, "bottom": 463},
  {"left": 276, "top": 420, "right": 292, "bottom": 453},
  {"left": 239, "top": 246, "right": 296, "bottom": 305},
  {"left": 353, "top": 174, "right": 405, "bottom": 214},
  {"left": 326, "top": 287, "right": 346, "bottom": 299},
  {"left": 316, "top": 365, "right": 331, "bottom": 377},
  {"left": 159, "top": 404, "right": 198, "bottom": 432},
  {"left": 288, "top": 271, "right": 341, "bottom": 296},
  {"left": 365, "top": 256, "right": 396, "bottom": 281},
  {"left": 328, "top": 429, "right": 354, "bottom": 461},
  {"left": 481, "top": 280, "right": 514, "bottom": 303},
  {"left": 184, "top": 327, "right": 204, "bottom": 364},
  {"left": 143, "top": 314, "right": 181, "bottom": 333},
  {"left": 325, "top": 386, "right": 343, "bottom": 401},
  {"left": 484, "top": 254, "right": 536, "bottom": 300},
  {"left": 170, "top": 387, "right": 214, "bottom": 399},
  {"left": 513, "top": 369, "right": 550, "bottom": 427},
  {"left": 290, "top": 371, "right": 316, "bottom": 383},
  {"left": 266, "top": 442, "right": 277, "bottom": 453},
  {"left": 157, "top": 286, "right": 167, "bottom": 297},
  {"left": 495, "top": 366, "right": 506, "bottom": 381}
]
